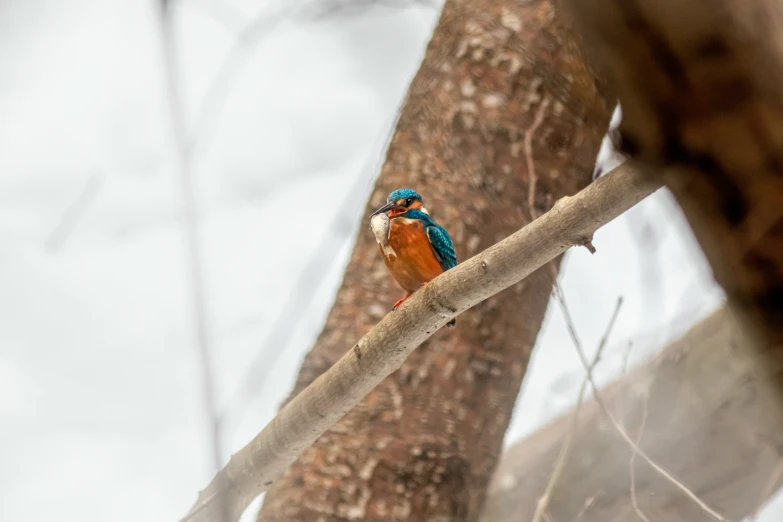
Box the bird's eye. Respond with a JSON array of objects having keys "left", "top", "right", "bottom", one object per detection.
[{"left": 406, "top": 198, "right": 413, "bottom": 206}]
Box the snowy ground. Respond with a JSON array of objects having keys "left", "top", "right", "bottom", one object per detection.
[{"left": 1, "top": 1, "right": 778, "bottom": 521}]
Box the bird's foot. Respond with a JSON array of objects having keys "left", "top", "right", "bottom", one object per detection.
[{"left": 392, "top": 291, "right": 414, "bottom": 311}]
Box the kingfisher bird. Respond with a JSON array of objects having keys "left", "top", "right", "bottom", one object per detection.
[{"left": 370, "top": 188, "right": 458, "bottom": 327}]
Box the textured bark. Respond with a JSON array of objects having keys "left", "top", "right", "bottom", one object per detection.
[
  {"left": 481, "top": 305, "right": 783, "bottom": 522},
  {"left": 557, "top": 0, "right": 783, "bottom": 352},
  {"left": 257, "top": 1, "right": 610, "bottom": 520}
]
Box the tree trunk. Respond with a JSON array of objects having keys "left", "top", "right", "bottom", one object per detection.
[
  {"left": 258, "top": 0, "right": 611, "bottom": 520},
  {"left": 481, "top": 305, "right": 783, "bottom": 522},
  {"left": 556, "top": 0, "right": 783, "bottom": 351}
]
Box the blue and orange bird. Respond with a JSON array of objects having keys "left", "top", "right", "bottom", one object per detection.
[{"left": 370, "top": 188, "right": 458, "bottom": 326}]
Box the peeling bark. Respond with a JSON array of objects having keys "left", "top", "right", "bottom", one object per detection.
[
  {"left": 257, "top": 0, "right": 611, "bottom": 520},
  {"left": 557, "top": 0, "right": 783, "bottom": 351},
  {"left": 481, "top": 305, "right": 783, "bottom": 522}
]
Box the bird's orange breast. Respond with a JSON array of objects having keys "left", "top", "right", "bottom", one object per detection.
[{"left": 380, "top": 218, "right": 444, "bottom": 292}]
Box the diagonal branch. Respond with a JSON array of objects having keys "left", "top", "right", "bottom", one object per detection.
[{"left": 179, "top": 161, "right": 661, "bottom": 522}]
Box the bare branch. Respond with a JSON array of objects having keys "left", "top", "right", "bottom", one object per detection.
[
  {"left": 178, "top": 162, "right": 661, "bottom": 522},
  {"left": 620, "top": 340, "right": 634, "bottom": 374},
  {"left": 531, "top": 296, "right": 623, "bottom": 522},
  {"left": 45, "top": 172, "right": 103, "bottom": 253},
  {"left": 482, "top": 305, "right": 783, "bottom": 522},
  {"left": 553, "top": 286, "right": 731, "bottom": 522},
  {"left": 186, "top": 6, "right": 296, "bottom": 157},
  {"left": 575, "top": 496, "right": 599, "bottom": 520},
  {"left": 158, "top": 4, "right": 225, "bottom": 522},
  {"left": 43, "top": 0, "right": 438, "bottom": 252},
  {"left": 187, "top": 0, "right": 432, "bottom": 157},
  {"left": 629, "top": 390, "right": 651, "bottom": 522},
  {"left": 300, "top": 0, "right": 441, "bottom": 19},
  {"left": 179, "top": 0, "right": 246, "bottom": 32}
]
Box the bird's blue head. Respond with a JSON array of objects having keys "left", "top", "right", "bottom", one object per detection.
[{"left": 370, "top": 188, "right": 425, "bottom": 218}]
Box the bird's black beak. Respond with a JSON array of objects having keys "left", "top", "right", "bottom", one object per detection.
[{"left": 370, "top": 201, "right": 397, "bottom": 217}]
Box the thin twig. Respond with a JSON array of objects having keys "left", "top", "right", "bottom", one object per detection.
[
  {"left": 159, "top": 3, "right": 226, "bottom": 522},
  {"left": 575, "top": 494, "right": 600, "bottom": 520},
  {"left": 524, "top": 97, "right": 551, "bottom": 222},
  {"left": 217, "top": 203, "right": 352, "bottom": 425},
  {"left": 40, "top": 0, "right": 433, "bottom": 253},
  {"left": 187, "top": 0, "right": 423, "bottom": 158},
  {"left": 181, "top": 0, "right": 246, "bottom": 32},
  {"left": 186, "top": 5, "right": 296, "bottom": 157},
  {"left": 302, "top": 0, "right": 440, "bottom": 18},
  {"left": 45, "top": 172, "right": 103, "bottom": 253},
  {"left": 41, "top": 5, "right": 288, "bottom": 253},
  {"left": 629, "top": 390, "right": 651, "bottom": 522},
  {"left": 219, "top": 159, "right": 372, "bottom": 427},
  {"left": 553, "top": 286, "right": 732, "bottom": 522},
  {"left": 621, "top": 340, "right": 635, "bottom": 374},
  {"left": 750, "top": 457, "right": 783, "bottom": 522},
  {"left": 531, "top": 296, "right": 624, "bottom": 522}
]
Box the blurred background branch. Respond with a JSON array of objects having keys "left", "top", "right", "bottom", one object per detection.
[
  {"left": 42, "top": 0, "right": 434, "bottom": 253},
  {"left": 554, "top": 285, "right": 729, "bottom": 522},
  {"left": 531, "top": 296, "right": 623, "bottom": 522},
  {"left": 159, "top": 3, "right": 225, "bottom": 522},
  {"left": 482, "top": 305, "right": 783, "bottom": 522},
  {"left": 44, "top": 172, "right": 104, "bottom": 253}
]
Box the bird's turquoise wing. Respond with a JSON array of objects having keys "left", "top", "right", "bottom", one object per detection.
[{"left": 426, "top": 225, "right": 458, "bottom": 271}]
